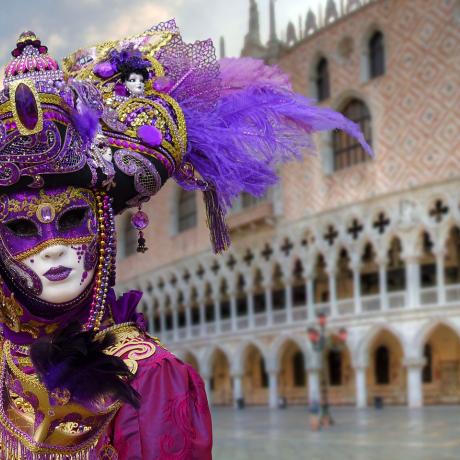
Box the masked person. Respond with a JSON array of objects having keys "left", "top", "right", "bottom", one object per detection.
[{"left": 0, "top": 22, "right": 371, "bottom": 459}]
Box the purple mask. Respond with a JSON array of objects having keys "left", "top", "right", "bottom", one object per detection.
[{"left": 0, "top": 186, "right": 98, "bottom": 307}]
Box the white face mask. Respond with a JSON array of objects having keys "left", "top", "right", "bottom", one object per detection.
[
  {"left": 22, "top": 243, "right": 95, "bottom": 304},
  {"left": 125, "top": 73, "right": 145, "bottom": 96}
]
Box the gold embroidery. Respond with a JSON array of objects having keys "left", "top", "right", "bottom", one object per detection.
[
  {"left": 0, "top": 289, "right": 39, "bottom": 338},
  {"left": 99, "top": 324, "right": 156, "bottom": 375},
  {"left": 1, "top": 187, "right": 96, "bottom": 223}
]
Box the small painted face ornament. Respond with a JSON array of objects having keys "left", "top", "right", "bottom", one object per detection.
[
  {"left": 0, "top": 187, "right": 98, "bottom": 305},
  {"left": 125, "top": 72, "right": 145, "bottom": 96}
]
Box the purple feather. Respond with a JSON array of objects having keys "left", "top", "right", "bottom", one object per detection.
[
  {"left": 182, "top": 84, "right": 373, "bottom": 209},
  {"left": 219, "top": 57, "right": 292, "bottom": 95},
  {"left": 71, "top": 102, "right": 100, "bottom": 146},
  {"left": 30, "top": 322, "right": 141, "bottom": 409}
]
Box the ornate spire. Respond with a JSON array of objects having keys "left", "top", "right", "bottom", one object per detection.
[
  {"left": 305, "top": 9, "right": 318, "bottom": 36},
  {"left": 325, "top": 0, "right": 339, "bottom": 24},
  {"left": 346, "top": 0, "right": 361, "bottom": 13},
  {"left": 220, "top": 36, "right": 226, "bottom": 59},
  {"left": 286, "top": 21, "right": 297, "bottom": 46},
  {"left": 241, "top": 0, "right": 267, "bottom": 58},
  {"left": 244, "top": 0, "right": 262, "bottom": 48},
  {"left": 268, "top": 0, "right": 277, "bottom": 42}
]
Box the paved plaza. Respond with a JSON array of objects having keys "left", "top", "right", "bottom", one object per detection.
[{"left": 212, "top": 406, "right": 460, "bottom": 460}]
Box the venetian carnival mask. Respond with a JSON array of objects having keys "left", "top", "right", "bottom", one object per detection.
[{"left": 0, "top": 186, "right": 98, "bottom": 305}]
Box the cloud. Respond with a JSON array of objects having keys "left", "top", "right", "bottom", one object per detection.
[{"left": 82, "top": 1, "right": 175, "bottom": 46}]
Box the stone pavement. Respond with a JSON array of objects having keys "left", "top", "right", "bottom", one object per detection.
[{"left": 212, "top": 406, "right": 460, "bottom": 460}]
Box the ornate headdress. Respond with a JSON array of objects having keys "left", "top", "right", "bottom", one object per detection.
[{"left": 0, "top": 22, "right": 371, "bottom": 330}]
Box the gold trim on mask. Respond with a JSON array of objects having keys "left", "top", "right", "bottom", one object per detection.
[
  {"left": 1, "top": 187, "right": 97, "bottom": 224},
  {"left": 14, "top": 236, "right": 94, "bottom": 261}
]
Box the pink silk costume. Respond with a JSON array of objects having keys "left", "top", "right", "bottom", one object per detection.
[
  {"left": 109, "top": 345, "right": 212, "bottom": 459},
  {"left": 103, "top": 290, "right": 213, "bottom": 459}
]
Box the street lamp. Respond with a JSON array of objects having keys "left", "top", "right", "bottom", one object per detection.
[{"left": 307, "top": 313, "right": 347, "bottom": 429}]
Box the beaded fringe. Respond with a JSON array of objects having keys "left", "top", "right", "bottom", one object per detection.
[{"left": 0, "top": 426, "right": 99, "bottom": 460}]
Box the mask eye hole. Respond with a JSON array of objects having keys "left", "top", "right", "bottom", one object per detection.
[
  {"left": 58, "top": 207, "right": 88, "bottom": 232},
  {"left": 5, "top": 219, "right": 39, "bottom": 237}
]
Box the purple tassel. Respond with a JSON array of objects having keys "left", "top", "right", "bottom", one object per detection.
[{"left": 203, "top": 188, "right": 231, "bottom": 253}]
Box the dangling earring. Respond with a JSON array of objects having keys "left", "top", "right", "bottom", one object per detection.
[{"left": 131, "top": 205, "right": 149, "bottom": 253}]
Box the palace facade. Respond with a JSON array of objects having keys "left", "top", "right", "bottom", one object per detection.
[{"left": 116, "top": 0, "right": 460, "bottom": 408}]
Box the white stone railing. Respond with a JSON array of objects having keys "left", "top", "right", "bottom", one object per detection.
[
  {"left": 420, "top": 286, "right": 438, "bottom": 306},
  {"left": 388, "top": 291, "right": 406, "bottom": 309},
  {"left": 362, "top": 294, "right": 380, "bottom": 312},
  {"left": 337, "top": 298, "right": 354, "bottom": 315},
  {"left": 446, "top": 284, "right": 460, "bottom": 303},
  {"left": 157, "top": 284, "right": 460, "bottom": 343}
]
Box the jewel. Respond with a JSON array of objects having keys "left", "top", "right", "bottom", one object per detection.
[
  {"left": 131, "top": 211, "right": 149, "bottom": 230},
  {"left": 94, "top": 61, "right": 116, "bottom": 78},
  {"left": 40, "top": 206, "right": 52, "bottom": 222},
  {"left": 114, "top": 83, "right": 128, "bottom": 97},
  {"left": 15, "top": 82, "right": 38, "bottom": 130},
  {"left": 137, "top": 125, "right": 163, "bottom": 147}
]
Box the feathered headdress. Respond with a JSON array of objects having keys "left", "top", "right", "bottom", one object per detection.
[{"left": 2, "top": 21, "right": 372, "bottom": 254}]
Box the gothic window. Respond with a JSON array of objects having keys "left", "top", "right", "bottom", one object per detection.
[
  {"left": 422, "top": 343, "right": 433, "bottom": 383},
  {"left": 293, "top": 351, "right": 306, "bottom": 387},
  {"left": 387, "top": 238, "right": 406, "bottom": 292},
  {"left": 421, "top": 232, "right": 436, "bottom": 288},
  {"left": 165, "top": 312, "right": 173, "bottom": 330},
  {"left": 191, "top": 306, "right": 200, "bottom": 325},
  {"left": 328, "top": 350, "right": 342, "bottom": 386},
  {"left": 205, "top": 303, "right": 215, "bottom": 322},
  {"left": 375, "top": 345, "right": 390, "bottom": 384},
  {"left": 369, "top": 31, "right": 385, "bottom": 79},
  {"left": 332, "top": 99, "right": 372, "bottom": 171},
  {"left": 177, "top": 189, "right": 197, "bottom": 232},
  {"left": 316, "top": 58, "right": 330, "bottom": 102}
]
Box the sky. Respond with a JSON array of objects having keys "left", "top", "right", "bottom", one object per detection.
[{"left": 0, "top": 0, "right": 327, "bottom": 67}]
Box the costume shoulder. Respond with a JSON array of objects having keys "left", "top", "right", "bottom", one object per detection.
[{"left": 106, "top": 324, "right": 213, "bottom": 460}]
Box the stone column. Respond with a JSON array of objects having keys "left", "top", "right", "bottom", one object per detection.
[
  {"left": 185, "top": 305, "right": 192, "bottom": 338},
  {"left": 172, "top": 306, "right": 179, "bottom": 342},
  {"left": 406, "top": 359, "right": 424, "bottom": 408},
  {"left": 160, "top": 307, "right": 166, "bottom": 340},
  {"left": 147, "top": 302, "right": 154, "bottom": 335},
  {"left": 230, "top": 292, "right": 238, "bottom": 331},
  {"left": 355, "top": 366, "right": 368, "bottom": 408},
  {"left": 378, "top": 260, "right": 389, "bottom": 310},
  {"left": 307, "top": 366, "right": 321, "bottom": 404},
  {"left": 327, "top": 268, "right": 338, "bottom": 317},
  {"left": 306, "top": 277, "right": 315, "bottom": 320},
  {"left": 284, "top": 277, "right": 293, "bottom": 323},
  {"left": 264, "top": 283, "right": 274, "bottom": 326},
  {"left": 352, "top": 263, "right": 362, "bottom": 314},
  {"left": 268, "top": 370, "right": 279, "bottom": 409},
  {"left": 232, "top": 373, "right": 244, "bottom": 407},
  {"left": 214, "top": 297, "right": 221, "bottom": 334},
  {"left": 405, "top": 256, "right": 421, "bottom": 309},
  {"left": 247, "top": 288, "right": 255, "bottom": 328},
  {"left": 199, "top": 300, "right": 206, "bottom": 336},
  {"left": 435, "top": 250, "right": 446, "bottom": 305}
]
